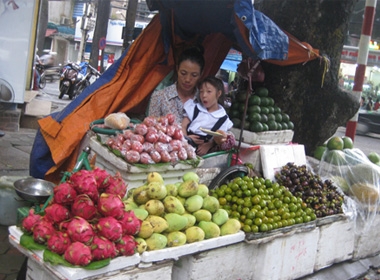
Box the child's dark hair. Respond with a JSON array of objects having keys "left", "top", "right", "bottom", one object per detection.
[
  {"left": 199, "top": 76, "right": 225, "bottom": 105},
  {"left": 178, "top": 45, "right": 205, "bottom": 73}
]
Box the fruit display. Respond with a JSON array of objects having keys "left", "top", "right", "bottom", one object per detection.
[
  {"left": 275, "top": 163, "right": 344, "bottom": 217},
  {"left": 228, "top": 86, "right": 294, "bottom": 133},
  {"left": 105, "top": 114, "right": 198, "bottom": 165},
  {"left": 209, "top": 175, "right": 317, "bottom": 234},
  {"left": 123, "top": 171, "right": 241, "bottom": 251},
  {"left": 20, "top": 168, "right": 141, "bottom": 268}
]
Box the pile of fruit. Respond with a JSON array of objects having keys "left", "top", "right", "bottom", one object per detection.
[
  {"left": 105, "top": 114, "right": 198, "bottom": 165},
  {"left": 228, "top": 87, "right": 294, "bottom": 133},
  {"left": 313, "top": 136, "right": 380, "bottom": 206},
  {"left": 124, "top": 171, "right": 241, "bottom": 251},
  {"left": 20, "top": 168, "right": 141, "bottom": 267},
  {"left": 275, "top": 163, "right": 344, "bottom": 218},
  {"left": 210, "top": 175, "right": 317, "bottom": 233}
]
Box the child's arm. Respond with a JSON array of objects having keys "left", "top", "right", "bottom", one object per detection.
[{"left": 214, "top": 130, "right": 236, "bottom": 151}]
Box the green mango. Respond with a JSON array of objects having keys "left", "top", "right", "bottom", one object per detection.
[
  {"left": 184, "top": 195, "right": 204, "bottom": 213},
  {"left": 145, "top": 233, "right": 167, "bottom": 251},
  {"left": 178, "top": 180, "right": 199, "bottom": 197},
  {"left": 164, "top": 213, "right": 188, "bottom": 232},
  {"left": 198, "top": 221, "right": 221, "bottom": 239},
  {"left": 163, "top": 196, "right": 185, "bottom": 214},
  {"left": 167, "top": 231, "right": 187, "bottom": 247},
  {"left": 185, "top": 226, "right": 205, "bottom": 243}
]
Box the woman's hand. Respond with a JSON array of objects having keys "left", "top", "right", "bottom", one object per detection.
[
  {"left": 187, "top": 134, "right": 204, "bottom": 145},
  {"left": 196, "top": 141, "right": 214, "bottom": 156}
]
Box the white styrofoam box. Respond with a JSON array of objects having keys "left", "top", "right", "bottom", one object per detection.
[
  {"left": 260, "top": 144, "right": 306, "bottom": 181},
  {"left": 9, "top": 226, "right": 144, "bottom": 280},
  {"left": 353, "top": 213, "right": 380, "bottom": 260},
  {"left": 314, "top": 217, "right": 355, "bottom": 271},
  {"left": 237, "top": 142, "right": 261, "bottom": 171},
  {"left": 90, "top": 137, "right": 202, "bottom": 191},
  {"left": 231, "top": 128, "right": 294, "bottom": 145},
  {"left": 141, "top": 231, "right": 245, "bottom": 263},
  {"left": 172, "top": 242, "right": 250, "bottom": 280},
  {"left": 26, "top": 257, "right": 173, "bottom": 280},
  {"left": 246, "top": 228, "right": 319, "bottom": 280},
  {"left": 172, "top": 228, "right": 319, "bottom": 280}
]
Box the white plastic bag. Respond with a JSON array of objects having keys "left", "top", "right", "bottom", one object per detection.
[{"left": 104, "top": 112, "right": 130, "bottom": 130}]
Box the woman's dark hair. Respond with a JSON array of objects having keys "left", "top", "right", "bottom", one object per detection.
[
  {"left": 177, "top": 46, "right": 205, "bottom": 73},
  {"left": 199, "top": 76, "right": 225, "bottom": 105}
]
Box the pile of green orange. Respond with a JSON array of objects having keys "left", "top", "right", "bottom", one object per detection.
[
  {"left": 228, "top": 87, "right": 294, "bottom": 133},
  {"left": 210, "top": 176, "right": 317, "bottom": 233}
]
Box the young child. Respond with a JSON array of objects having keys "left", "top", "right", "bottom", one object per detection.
[{"left": 182, "top": 76, "right": 235, "bottom": 156}]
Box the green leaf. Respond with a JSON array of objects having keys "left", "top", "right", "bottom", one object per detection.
[
  {"left": 43, "top": 250, "right": 74, "bottom": 267},
  {"left": 43, "top": 250, "right": 110, "bottom": 270},
  {"left": 20, "top": 234, "right": 46, "bottom": 251},
  {"left": 84, "top": 259, "right": 111, "bottom": 270}
]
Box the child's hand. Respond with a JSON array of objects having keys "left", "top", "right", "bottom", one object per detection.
[
  {"left": 197, "top": 141, "right": 214, "bottom": 156},
  {"left": 213, "top": 130, "right": 227, "bottom": 145}
]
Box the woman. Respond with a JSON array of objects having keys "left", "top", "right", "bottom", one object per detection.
[{"left": 148, "top": 46, "right": 205, "bottom": 124}]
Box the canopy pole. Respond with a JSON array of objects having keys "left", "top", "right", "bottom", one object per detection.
[{"left": 345, "top": 0, "right": 377, "bottom": 141}]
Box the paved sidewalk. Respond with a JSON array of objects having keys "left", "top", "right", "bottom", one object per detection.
[{"left": 0, "top": 128, "right": 34, "bottom": 280}]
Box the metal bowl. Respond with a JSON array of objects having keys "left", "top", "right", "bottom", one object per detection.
[{"left": 14, "top": 178, "right": 55, "bottom": 203}]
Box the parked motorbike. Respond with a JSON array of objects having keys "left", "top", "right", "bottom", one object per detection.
[
  {"left": 59, "top": 62, "right": 101, "bottom": 100},
  {"left": 36, "top": 64, "right": 62, "bottom": 90}
]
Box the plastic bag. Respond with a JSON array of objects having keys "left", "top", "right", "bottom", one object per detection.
[
  {"left": 104, "top": 113, "right": 130, "bottom": 130},
  {"left": 318, "top": 148, "right": 380, "bottom": 234}
]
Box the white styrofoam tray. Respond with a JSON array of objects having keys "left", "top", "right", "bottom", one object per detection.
[
  {"left": 231, "top": 128, "right": 294, "bottom": 145},
  {"left": 8, "top": 226, "right": 141, "bottom": 280},
  {"left": 90, "top": 136, "right": 203, "bottom": 173},
  {"left": 140, "top": 231, "right": 245, "bottom": 263}
]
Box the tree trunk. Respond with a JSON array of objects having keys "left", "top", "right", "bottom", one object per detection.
[
  {"left": 90, "top": 0, "right": 110, "bottom": 71},
  {"left": 254, "top": 0, "right": 359, "bottom": 155},
  {"left": 36, "top": 0, "right": 48, "bottom": 56}
]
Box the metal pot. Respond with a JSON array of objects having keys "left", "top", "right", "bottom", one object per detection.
[{"left": 13, "top": 178, "right": 55, "bottom": 203}]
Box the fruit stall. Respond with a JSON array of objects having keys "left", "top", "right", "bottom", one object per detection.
[{"left": 7, "top": 89, "right": 380, "bottom": 280}]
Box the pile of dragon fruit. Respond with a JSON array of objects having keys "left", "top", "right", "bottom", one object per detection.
[
  {"left": 21, "top": 168, "right": 141, "bottom": 267},
  {"left": 105, "top": 114, "right": 197, "bottom": 164}
]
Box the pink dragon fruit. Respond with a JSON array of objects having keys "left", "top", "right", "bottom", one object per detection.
[
  {"left": 53, "top": 182, "right": 77, "bottom": 205},
  {"left": 71, "top": 194, "right": 98, "bottom": 221},
  {"left": 64, "top": 242, "right": 93, "bottom": 266},
  {"left": 116, "top": 235, "right": 137, "bottom": 256},
  {"left": 118, "top": 210, "right": 141, "bottom": 236},
  {"left": 59, "top": 220, "right": 70, "bottom": 232},
  {"left": 69, "top": 170, "right": 99, "bottom": 202},
  {"left": 67, "top": 216, "right": 95, "bottom": 245},
  {"left": 47, "top": 231, "right": 72, "bottom": 255},
  {"left": 21, "top": 209, "right": 42, "bottom": 234},
  {"left": 96, "top": 216, "right": 123, "bottom": 242},
  {"left": 92, "top": 167, "right": 111, "bottom": 190},
  {"left": 33, "top": 219, "right": 55, "bottom": 244},
  {"left": 91, "top": 236, "right": 118, "bottom": 261},
  {"left": 44, "top": 203, "right": 71, "bottom": 224},
  {"left": 104, "top": 172, "right": 128, "bottom": 198},
  {"left": 97, "top": 193, "right": 124, "bottom": 219}
]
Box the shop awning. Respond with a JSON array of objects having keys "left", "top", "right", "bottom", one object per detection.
[{"left": 220, "top": 59, "right": 240, "bottom": 72}]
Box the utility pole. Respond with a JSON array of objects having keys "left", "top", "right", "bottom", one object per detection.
[
  {"left": 77, "top": 1, "right": 94, "bottom": 62},
  {"left": 123, "top": 0, "right": 138, "bottom": 52}
]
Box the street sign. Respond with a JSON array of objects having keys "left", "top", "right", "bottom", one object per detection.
[{"left": 99, "top": 37, "right": 106, "bottom": 50}]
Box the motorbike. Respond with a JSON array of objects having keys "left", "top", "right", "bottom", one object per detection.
[
  {"left": 44, "top": 65, "right": 62, "bottom": 82},
  {"left": 35, "top": 63, "right": 46, "bottom": 89},
  {"left": 59, "top": 62, "right": 100, "bottom": 100}
]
